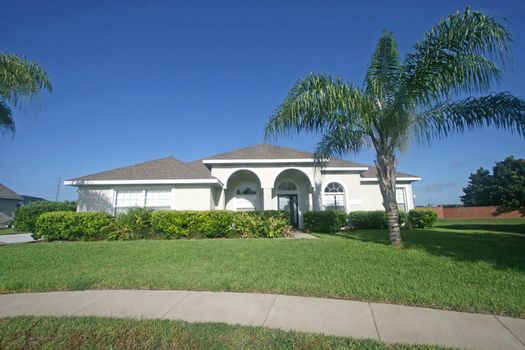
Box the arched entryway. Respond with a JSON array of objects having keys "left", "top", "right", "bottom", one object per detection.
[
  {"left": 274, "top": 169, "right": 312, "bottom": 229},
  {"left": 225, "top": 170, "right": 262, "bottom": 211}
]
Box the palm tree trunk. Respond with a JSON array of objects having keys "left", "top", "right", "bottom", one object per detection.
[{"left": 375, "top": 147, "right": 402, "bottom": 246}]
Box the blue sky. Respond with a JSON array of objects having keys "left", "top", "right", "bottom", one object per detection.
[{"left": 1, "top": 0, "right": 524, "bottom": 205}]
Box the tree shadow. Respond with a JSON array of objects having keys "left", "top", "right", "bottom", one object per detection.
[
  {"left": 435, "top": 223, "right": 525, "bottom": 235},
  {"left": 336, "top": 228, "right": 525, "bottom": 272}
]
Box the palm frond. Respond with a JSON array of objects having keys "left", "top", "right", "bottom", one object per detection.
[
  {"left": 0, "top": 53, "right": 52, "bottom": 106},
  {"left": 416, "top": 92, "right": 525, "bottom": 142},
  {"left": 400, "top": 7, "right": 511, "bottom": 106},
  {"left": 315, "top": 126, "right": 372, "bottom": 161},
  {"left": 264, "top": 74, "right": 372, "bottom": 140},
  {"left": 365, "top": 29, "right": 402, "bottom": 107},
  {"left": 0, "top": 101, "right": 15, "bottom": 136}
]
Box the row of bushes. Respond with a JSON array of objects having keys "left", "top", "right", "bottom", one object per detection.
[
  {"left": 34, "top": 209, "right": 292, "bottom": 241},
  {"left": 304, "top": 209, "right": 437, "bottom": 233},
  {"left": 14, "top": 201, "right": 77, "bottom": 232}
]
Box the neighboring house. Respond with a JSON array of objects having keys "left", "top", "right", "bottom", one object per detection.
[
  {"left": 65, "top": 144, "right": 420, "bottom": 229},
  {"left": 0, "top": 183, "right": 23, "bottom": 228},
  {"left": 20, "top": 195, "right": 46, "bottom": 206}
]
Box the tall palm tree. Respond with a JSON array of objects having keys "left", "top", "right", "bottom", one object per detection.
[
  {"left": 0, "top": 53, "right": 52, "bottom": 135},
  {"left": 265, "top": 7, "right": 525, "bottom": 246}
]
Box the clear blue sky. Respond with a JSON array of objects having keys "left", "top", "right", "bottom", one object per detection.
[{"left": 1, "top": 0, "right": 524, "bottom": 205}]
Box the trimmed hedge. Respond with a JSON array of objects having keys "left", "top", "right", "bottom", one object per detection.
[
  {"left": 347, "top": 210, "right": 407, "bottom": 229},
  {"left": 104, "top": 208, "right": 157, "bottom": 240},
  {"left": 151, "top": 210, "right": 291, "bottom": 239},
  {"left": 14, "top": 201, "right": 76, "bottom": 232},
  {"left": 407, "top": 209, "right": 438, "bottom": 228},
  {"left": 303, "top": 211, "right": 347, "bottom": 233},
  {"left": 35, "top": 211, "right": 113, "bottom": 241}
]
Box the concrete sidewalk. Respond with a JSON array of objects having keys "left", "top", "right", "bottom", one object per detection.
[
  {"left": 0, "top": 290, "right": 523, "bottom": 350},
  {"left": 0, "top": 233, "right": 36, "bottom": 245}
]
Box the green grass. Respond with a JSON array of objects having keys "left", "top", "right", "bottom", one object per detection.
[
  {"left": 0, "top": 316, "right": 450, "bottom": 349},
  {"left": 0, "top": 218, "right": 524, "bottom": 317},
  {"left": 435, "top": 218, "right": 525, "bottom": 234},
  {"left": 0, "top": 228, "right": 26, "bottom": 235}
]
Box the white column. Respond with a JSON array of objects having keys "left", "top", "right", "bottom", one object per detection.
[
  {"left": 308, "top": 191, "right": 313, "bottom": 211},
  {"left": 263, "top": 187, "right": 274, "bottom": 210}
]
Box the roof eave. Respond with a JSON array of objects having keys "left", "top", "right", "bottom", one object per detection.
[{"left": 64, "top": 178, "right": 224, "bottom": 187}]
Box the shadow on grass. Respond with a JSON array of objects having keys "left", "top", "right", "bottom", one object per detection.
[
  {"left": 335, "top": 228, "right": 525, "bottom": 272},
  {"left": 434, "top": 223, "right": 525, "bottom": 235}
]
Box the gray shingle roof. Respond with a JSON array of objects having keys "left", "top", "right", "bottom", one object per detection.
[
  {"left": 68, "top": 157, "right": 214, "bottom": 182},
  {"left": 361, "top": 167, "right": 418, "bottom": 178},
  {"left": 0, "top": 183, "right": 23, "bottom": 200},
  {"left": 67, "top": 144, "right": 418, "bottom": 182},
  {"left": 204, "top": 144, "right": 369, "bottom": 167}
]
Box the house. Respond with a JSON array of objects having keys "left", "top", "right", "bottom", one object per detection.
[
  {"left": 0, "top": 183, "right": 23, "bottom": 228},
  {"left": 64, "top": 144, "right": 420, "bottom": 229}
]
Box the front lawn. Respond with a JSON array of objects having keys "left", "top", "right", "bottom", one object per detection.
[
  {"left": 0, "top": 316, "right": 448, "bottom": 350},
  {"left": 0, "top": 219, "right": 524, "bottom": 317},
  {"left": 0, "top": 229, "right": 26, "bottom": 235}
]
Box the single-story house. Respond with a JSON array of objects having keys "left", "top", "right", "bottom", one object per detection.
[
  {"left": 65, "top": 144, "right": 420, "bottom": 229},
  {"left": 0, "top": 183, "right": 23, "bottom": 228}
]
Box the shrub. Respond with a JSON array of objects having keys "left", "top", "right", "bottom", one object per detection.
[
  {"left": 303, "top": 211, "right": 347, "bottom": 233},
  {"left": 151, "top": 210, "right": 291, "bottom": 239},
  {"left": 14, "top": 201, "right": 76, "bottom": 232},
  {"left": 407, "top": 209, "right": 438, "bottom": 228},
  {"left": 35, "top": 211, "right": 113, "bottom": 241},
  {"left": 348, "top": 210, "right": 407, "bottom": 229},
  {"left": 104, "top": 208, "right": 157, "bottom": 240}
]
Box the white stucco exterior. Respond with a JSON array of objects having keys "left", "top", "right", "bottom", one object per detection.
[{"left": 69, "top": 160, "right": 419, "bottom": 229}]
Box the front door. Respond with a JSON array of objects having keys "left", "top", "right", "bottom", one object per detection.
[{"left": 278, "top": 194, "right": 299, "bottom": 228}]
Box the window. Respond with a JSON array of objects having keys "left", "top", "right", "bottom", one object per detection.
[
  {"left": 116, "top": 190, "right": 144, "bottom": 208},
  {"left": 396, "top": 187, "right": 407, "bottom": 213},
  {"left": 115, "top": 189, "right": 172, "bottom": 215},
  {"left": 145, "top": 189, "right": 171, "bottom": 209},
  {"left": 277, "top": 181, "right": 297, "bottom": 192},
  {"left": 323, "top": 182, "right": 345, "bottom": 211}
]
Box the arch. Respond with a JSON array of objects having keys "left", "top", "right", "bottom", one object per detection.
[
  {"left": 323, "top": 182, "right": 346, "bottom": 211},
  {"left": 273, "top": 168, "right": 313, "bottom": 229},
  {"left": 225, "top": 170, "right": 262, "bottom": 211}
]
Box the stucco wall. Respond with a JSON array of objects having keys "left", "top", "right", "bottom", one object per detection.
[{"left": 76, "top": 184, "right": 213, "bottom": 213}]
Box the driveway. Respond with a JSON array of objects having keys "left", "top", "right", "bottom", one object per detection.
[{"left": 0, "top": 233, "right": 36, "bottom": 245}]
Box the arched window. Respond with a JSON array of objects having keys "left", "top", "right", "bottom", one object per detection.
[
  {"left": 323, "top": 182, "right": 345, "bottom": 211},
  {"left": 277, "top": 181, "right": 297, "bottom": 192}
]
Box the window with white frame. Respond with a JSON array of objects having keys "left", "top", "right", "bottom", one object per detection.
[
  {"left": 323, "top": 182, "right": 345, "bottom": 211},
  {"left": 396, "top": 187, "right": 407, "bottom": 213},
  {"left": 145, "top": 189, "right": 171, "bottom": 209},
  {"left": 115, "top": 189, "right": 172, "bottom": 215}
]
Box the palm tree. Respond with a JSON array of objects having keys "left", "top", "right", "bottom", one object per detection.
[
  {"left": 0, "top": 53, "right": 52, "bottom": 135},
  {"left": 265, "top": 7, "right": 525, "bottom": 246}
]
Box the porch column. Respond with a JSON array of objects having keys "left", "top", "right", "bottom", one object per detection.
[
  {"left": 308, "top": 190, "right": 313, "bottom": 211},
  {"left": 262, "top": 187, "right": 274, "bottom": 210}
]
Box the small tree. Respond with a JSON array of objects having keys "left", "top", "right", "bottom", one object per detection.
[
  {"left": 461, "top": 156, "right": 525, "bottom": 214},
  {"left": 461, "top": 168, "right": 495, "bottom": 206}
]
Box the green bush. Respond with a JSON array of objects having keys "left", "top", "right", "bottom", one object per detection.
[
  {"left": 104, "top": 208, "right": 157, "bottom": 240},
  {"left": 348, "top": 210, "right": 407, "bottom": 229},
  {"left": 14, "top": 201, "right": 76, "bottom": 232},
  {"left": 151, "top": 210, "right": 291, "bottom": 239},
  {"left": 407, "top": 209, "right": 438, "bottom": 228},
  {"left": 35, "top": 211, "right": 113, "bottom": 241},
  {"left": 303, "top": 211, "right": 347, "bottom": 233}
]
